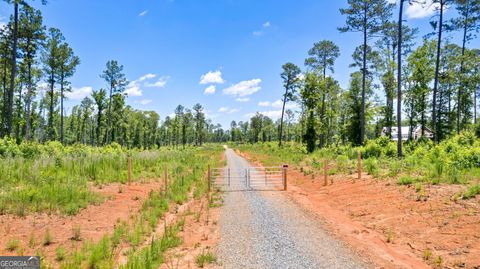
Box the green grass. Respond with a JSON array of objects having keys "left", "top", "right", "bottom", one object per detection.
[
  {"left": 55, "top": 144, "right": 223, "bottom": 269},
  {"left": 0, "top": 141, "right": 223, "bottom": 216},
  {"left": 233, "top": 131, "right": 480, "bottom": 187},
  {"left": 5, "top": 239, "right": 20, "bottom": 252},
  {"left": 463, "top": 184, "right": 480, "bottom": 199},
  {"left": 196, "top": 251, "right": 217, "bottom": 268},
  {"left": 397, "top": 176, "right": 414, "bottom": 185},
  {"left": 42, "top": 229, "right": 53, "bottom": 246}
]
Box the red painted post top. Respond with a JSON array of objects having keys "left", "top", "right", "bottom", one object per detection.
[{"left": 282, "top": 164, "right": 289, "bottom": 168}]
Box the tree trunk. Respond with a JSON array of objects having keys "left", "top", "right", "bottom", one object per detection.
[
  {"left": 106, "top": 86, "right": 113, "bottom": 144},
  {"left": 278, "top": 84, "right": 288, "bottom": 147},
  {"left": 6, "top": 2, "right": 19, "bottom": 136},
  {"left": 360, "top": 4, "right": 367, "bottom": 145},
  {"left": 60, "top": 73, "right": 65, "bottom": 144},
  {"left": 1, "top": 58, "right": 7, "bottom": 137},
  {"left": 397, "top": 0, "right": 404, "bottom": 157},
  {"left": 48, "top": 73, "right": 55, "bottom": 140},
  {"left": 25, "top": 54, "right": 33, "bottom": 141},
  {"left": 432, "top": 0, "right": 444, "bottom": 142},
  {"left": 458, "top": 2, "right": 468, "bottom": 133}
]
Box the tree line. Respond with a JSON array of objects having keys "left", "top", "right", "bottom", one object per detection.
[
  {"left": 235, "top": 0, "right": 479, "bottom": 155},
  {"left": 0, "top": 1, "right": 229, "bottom": 148}
]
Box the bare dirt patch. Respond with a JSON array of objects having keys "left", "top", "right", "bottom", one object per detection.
[
  {"left": 238, "top": 151, "right": 480, "bottom": 269},
  {"left": 0, "top": 181, "right": 162, "bottom": 263},
  {"left": 158, "top": 195, "right": 221, "bottom": 269}
]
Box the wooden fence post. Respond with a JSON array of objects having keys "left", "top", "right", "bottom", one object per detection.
[
  {"left": 127, "top": 157, "right": 132, "bottom": 185},
  {"left": 283, "top": 165, "right": 288, "bottom": 191},
  {"left": 323, "top": 160, "right": 328, "bottom": 186},
  {"left": 208, "top": 165, "right": 211, "bottom": 193},
  {"left": 357, "top": 150, "right": 362, "bottom": 181}
]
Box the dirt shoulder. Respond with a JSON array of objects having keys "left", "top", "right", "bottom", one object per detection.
[
  {"left": 237, "top": 150, "right": 480, "bottom": 269},
  {"left": 0, "top": 181, "right": 162, "bottom": 264}
]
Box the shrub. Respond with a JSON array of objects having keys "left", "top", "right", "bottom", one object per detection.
[
  {"left": 196, "top": 251, "right": 217, "bottom": 268},
  {"left": 363, "top": 141, "right": 382, "bottom": 159},
  {"left": 42, "top": 229, "right": 53, "bottom": 246},
  {"left": 55, "top": 246, "right": 66, "bottom": 261},
  {"left": 463, "top": 185, "right": 480, "bottom": 199},
  {"left": 364, "top": 158, "right": 379, "bottom": 177},
  {"left": 397, "top": 176, "right": 414, "bottom": 185},
  {"left": 5, "top": 239, "right": 20, "bottom": 251}
]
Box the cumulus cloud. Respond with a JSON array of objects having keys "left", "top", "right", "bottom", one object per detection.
[
  {"left": 258, "top": 101, "right": 270, "bottom": 107},
  {"left": 125, "top": 84, "right": 142, "bottom": 97},
  {"left": 406, "top": 0, "right": 441, "bottom": 19},
  {"left": 253, "top": 21, "right": 272, "bottom": 36},
  {"left": 223, "top": 79, "right": 261, "bottom": 98},
  {"left": 218, "top": 107, "right": 240, "bottom": 114},
  {"left": 66, "top": 86, "right": 93, "bottom": 100},
  {"left": 145, "top": 77, "right": 168, "bottom": 88},
  {"left": 139, "top": 99, "right": 152, "bottom": 105},
  {"left": 200, "top": 70, "right": 225, "bottom": 84},
  {"left": 236, "top": 98, "right": 250, "bottom": 102},
  {"left": 258, "top": 99, "right": 298, "bottom": 110},
  {"left": 245, "top": 110, "right": 283, "bottom": 119},
  {"left": 125, "top": 73, "right": 169, "bottom": 97},
  {"left": 204, "top": 85, "right": 216, "bottom": 95}
]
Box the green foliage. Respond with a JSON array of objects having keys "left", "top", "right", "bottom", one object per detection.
[
  {"left": 196, "top": 251, "right": 217, "bottom": 268},
  {"left": 0, "top": 141, "right": 222, "bottom": 216},
  {"left": 397, "top": 176, "right": 414, "bottom": 185},
  {"left": 463, "top": 185, "right": 480, "bottom": 199},
  {"left": 5, "top": 239, "right": 20, "bottom": 251},
  {"left": 364, "top": 158, "right": 379, "bottom": 177}
]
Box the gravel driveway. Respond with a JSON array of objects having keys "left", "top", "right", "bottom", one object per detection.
[{"left": 215, "top": 148, "right": 368, "bottom": 269}]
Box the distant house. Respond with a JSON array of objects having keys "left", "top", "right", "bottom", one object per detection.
[{"left": 381, "top": 126, "right": 434, "bottom": 141}]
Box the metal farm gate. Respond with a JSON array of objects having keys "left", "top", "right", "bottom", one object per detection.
[{"left": 208, "top": 166, "right": 287, "bottom": 191}]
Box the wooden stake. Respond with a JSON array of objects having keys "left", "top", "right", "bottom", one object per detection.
[
  {"left": 323, "top": 160, "right": 328, "bottom": 186},
  {"left": 127, "top": 157, "right": 132, "bottom": 185},
  {"left": 283, "top": 167, "right": 288, "bottom": 191}
]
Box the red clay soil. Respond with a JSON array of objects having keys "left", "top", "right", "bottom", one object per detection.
[
  {"left": 159, "top": 196, "right": 221, "bottom": 269},
  {"left": 239, "top": 151, "right": 480, "bottom": 269},
  {"left": 0, "top": 181, "right": 162, "bottom": 264}
]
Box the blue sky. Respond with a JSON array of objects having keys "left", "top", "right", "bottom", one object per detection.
[{"left": 0, "top": 0, "right": 477, "bottom": 127}]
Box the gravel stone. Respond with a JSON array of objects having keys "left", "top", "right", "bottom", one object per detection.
[{"left": 215, "top": 148, "right": 368, "bottom": 269}]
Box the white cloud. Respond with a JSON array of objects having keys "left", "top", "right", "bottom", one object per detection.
[
  {"left": 223, "top": 79, "right": 261, "bottom": 97},
  {"left": 139, "top": 10, "right": 148, "bottom": 16},
  {"left": 258, "top": 101, "right": 270, "bottom": 107},
  {"left": 252, "top": 31, "right": 263, "bottom": 36},
  {"left": 125, "top": 84, "right": 142, "bottom": 97},
  {"left": 253, "top": 21, "right": 272, "bottom": 36},
  {"left": 406, "top": 0, "right": 441, "bottom": 19},
  {"left": 66, "top": 86, "right": 93, "bottom": 100},
  {"left": 145, "top": 77, "right": 168, "bottom": 88},
  {"left": 204, "top": 85, "right": 216, "bottom": 95},
  {"left": 139, "top": 73, "right": 156, "bottom": 81},
  {"left": 259, "top": 99, "right": 298, "bottom": 110},
  {"left": 125, "top": 74, "right": 168, "bottom": 97},
  {"left": 236, "top": 97, "right": 250, "bottom": 102},
  {"left": 200, "top": 70, "right": 225, "bottom": 84},
  {"left": 218, "top": 107, "right": 240, "bottom": 114},
  {"left": 245, "top": 110, "right": 283, "bottom": 119},
  {"left": 139, "top": 99, "right": 152, "bottom": 105}
]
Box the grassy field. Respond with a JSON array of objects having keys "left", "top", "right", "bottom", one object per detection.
[
  {"left": 0, "top": 139, "right": 224, "bottom": 216},
  {"left": 0, "top": 139, "right": 224, "bottom": 268},
  {"left": 233, "top": 131, "right": 480, "bottom": 199}
]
